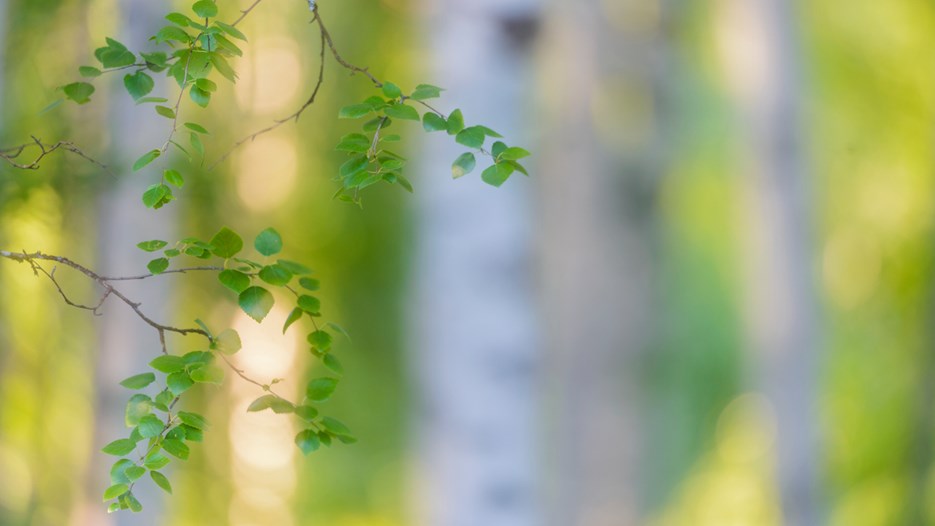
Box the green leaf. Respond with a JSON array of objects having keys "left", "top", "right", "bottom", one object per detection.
[
  {"left": 295, "top": 429, "right": 321, "bottom": 455},
  {"left": 283, "top": 307, "right": 304, "bottom": 334},
  {"left": 153, "top": 389, "right": 174, "bottom": 412},
  {"left": 189, "top": 85, "right": 211, "bottom": 107},
  {"left": 143, "top": 452, "right": 170, "bottom": 470},
  {"left": 210, "top": 227, "right": 243, "bottom": 258},
  {"left": 338, "top": 103, "right": 372, "bottom": 119},
  {"left": 297, "top": 295, "right": 320, "bottom": 314},
  {"left": 340, "top": 155, "right": 370, "bottom": 178},
  {"left": 323, "top": 354, "right": 344, "bottom": 374},
  {"left": 411, "top": 83, "right": 443, "bottom": 100},
  {"left": 384, "top": 103, "right": 420, "bottom": 121},
  {"left": 326, "top": 322, "right": 351, "bottom": 340},
  {"left": 295, "top": 405, "right": 319, "bottom": 421},
  {"left": 110, "top": 459, "right": 136, "bottom": 484},
  {"left": 123, "top": 71, "right": 155, "bottom": 101},
  {"left": 277, "top": 259, "right": 311, "bottom": 275},
  {"left": 141, "top": 51, "right": 169, "bottom": 68},
  {"left": 166, "top": 12, "right": 193, "bottom": 26},
  {"left": 102, "top": 439, "right": 137, "bottom": 456},
  {"left": 125, "top": 394, "right": 153, "bottom": 426},
  {"left": 177, "top": 411, "right": 209, "bottom": 430},
  {"left": 133, "top": 149, "right": 161, "bottom": 172},
  {"left": 247, "top": 394, "right": 294, "bottom": 414},
  {"left": 422, "top": 112, "right": 447, "bottom": 132},
  {"left": 162, "top": 438, "right": 189, "bottom": 460},
  {"left": 335, "top": 133, "right": 370, "bottom": 153},
  {"left": 214, "top": 328, "right": 241, "bottom": 355},
  {"left": 446, "top": 109, "right": 464, "bottom": 135},
  {"left": 196, "top": 77, "right": 217, "bottom": 92},
  {"left": 498, "top": 146, "right": 531, "bottom": 161},
  {"left": 477, "top": 125, "right": 503, "bottom": 138},
  {"left": 481, "top": 163, "right": 515, "bottom": 187},
  {"left": 125, "top": 466, "right": 145, "bottom": 481},
  {"left": 239, "top": 286, "right": 274, "bottom": 322},
  {"left": 150, "top": 471, "right": 172, "bottom": 494},
  {"left": 141, "top": 184, "right": 171, "bottom": 210},
  {"left": 192, "top": 0, "right": 218, "bottom": 18},
  {"left": 455, "top": 126, "right": 486, "bottom": 149},
  {"left": 258, "top": 264, "right": 293, "bottom": 286},
  {"left": 147, "top": 257, "right": 169, "bottom": 274},
  {"left": 452, "top": 152, "right": 476, "bottom": 179},
  {"left": 185, "top": 122, "right": 210, "bottom": 134},
  {"left": 183, "top": 350, "right": 214, "bottom": 366},
  {"left": 136, "top": 240, "right": 168, "bottom": 252},
  {"left": 103, "top": 483, "right": 130, "bottom": 501},
  {"left": 210, "top": 53, "right": 238, "bottom": 82},
  {"left": 307, "top": 330, "right": 332, "bottom": 351},
  {"left": 167, "top": 371, "right": 194, "bottom": 395},
  {"left": 254, "top": 228, "right": 282, "bottom": 256},
  {"left": 137, "top": 97, "right": 169, "bottom": 106},
  {"left": 190, "top": 364, "right": 224, "bottom": 384},
  {"left": 79, "top": 66, "right": 102, "bottom": 77},
  {"left": 382, "top": 81, "right": 402, "bottom": 99},
  {"left": 149, "top": 355, "right": 186, "bottom": 373},
  {"left": 320, "top": 416, "right": 352, "bottom": 437},
  {"left": 137, "top": 414, "right": 165, "bottom": 438},
  {"left": 120, "top": 373, "right": 156, "bottom": 389},
  {"left": 155, "top": 25, "right": 191, "bottom": 45},
  {"left": 491, "top": 141, "right": 507, "bottom": 158},
  {"left": 155, "top": 105, "right": 176, "bottom": 119},
  {"left": 216, "top": 21, "right": 247, "bottom": 41},
  {"left": 306, "top": 377, "right": 338, "bottom": 402},
  {"left": 299, "top": 277, "right": 320, "bottom": 291},
  {"left": 63, "top": 82, "right": 95, "bottom": 104},
  {"left": 164, "top": 169, "right": 184, "bottom": 188},
  {"left": 218, "top": 269, "right": 251, "bottom": 293}
]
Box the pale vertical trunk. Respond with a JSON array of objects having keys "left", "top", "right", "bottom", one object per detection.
[
  {"left": 89, "top": 1, "right": 171, "bottom": 524},
  {"left": 720, "top": 0, "right": 821, "bottom": 523},
  {"left": 537, "top": 0, "right": 665, "bottom": 524},
  {"left": 410, "top": 1, "right": 542, "bottom": 526}
]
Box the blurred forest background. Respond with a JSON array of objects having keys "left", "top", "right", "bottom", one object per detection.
[{"left": 1, "top": 0, "right": 933, "bottom": 525}]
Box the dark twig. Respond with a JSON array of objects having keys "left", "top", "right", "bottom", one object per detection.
[{"left": 0, "top": 137, "right": 110, "bottom": 173}]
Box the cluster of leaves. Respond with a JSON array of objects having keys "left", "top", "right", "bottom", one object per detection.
[
  {"left": 335, "top": 81, "right": 530, "bottom": 204},
  {"left": 61, "top": 0, "right": 242, "bottom": 206},
  {"left": 104, "top": 226, "right": 354, "bottom": 512}
]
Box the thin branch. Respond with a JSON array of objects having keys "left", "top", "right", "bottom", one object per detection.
[
  {"left": 0, "top": 136, "right": 110, "bottom": 173},
  {"left": 230, "top": 0, "right": 264, "bottom": 27}
]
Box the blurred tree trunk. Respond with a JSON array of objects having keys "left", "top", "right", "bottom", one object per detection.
[
  {"left": 538, "top": 1, "right": 665, "bottom": 524},
  {"left": 410, "top": 1, "right": 542, "bottom": 525},
  {"left": 719, "top": 0, "right": 822, "bottom": 523},
  {"left": 89, "top": 1, "right": 172, "bottom": 524}
]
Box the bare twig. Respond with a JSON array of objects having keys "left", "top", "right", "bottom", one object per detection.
[{"left": 0, "top": 136, "right": 110, "bottom": 173}]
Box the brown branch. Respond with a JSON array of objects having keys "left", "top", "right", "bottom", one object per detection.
[
  {"left": 0, "top": 136, "right": 110, "bottom": 173},
  {"left": 230, "top": 0, "right": 264, "bottom": 27}
]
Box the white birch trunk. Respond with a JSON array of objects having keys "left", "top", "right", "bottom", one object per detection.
[
  {"left": 88, "top": 1, "right": 172, "bottom": 524},
  {"left": 410, "top": 1, "right": 542, "bottom": 525},
  {"left": 719, "top": 0, "right": 822, "bottom": 523}
]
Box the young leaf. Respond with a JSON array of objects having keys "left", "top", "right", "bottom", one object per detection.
[
  {"left": 133, "top": 150, "right": 161, "bottom": 172},
  {"left": 189, "top": 85, "right": 211, "bottom": 107},
  {"left": 323, "top": 353, "right": 344, "bottom": 374},
  {"left": 164, "top": 169, "right": 185, "bottom": 188},
  {"left": 297, "top": 295, "right": 320, "bottom": 314},
  {"left": 422, "top": 112, "right": 447, "bottom": 132},
  {"left": 214, "top": 328, "right": 242, "bottom": 355},
  {"left": 167, "top": 371, "right": 194, "bottom": 395},
  {"left": 151, "top": 471, "right": 173, "bottom": 494},
  {"left": 455, "top": 126, "right": 486, "bottom": 149},
  {"left": 498, "top": 146, "right": 531, "bottom": 161},
  {"left": 215, "top": 21, "right": 247, "bottom": 41},
  {"left": 63, "top": 82, "right": 95, "bottom": 104},
  {"left": 155, "top": 105, "right": 176, "bottom": 119},
  {"left": 411, "top": 83, "right": 443, "bottom": 100},
  {"left": 136, "top": 240, "right": 168, "bottom": 252},
  {"left": 123, "top": 71, "right": 155, "bottom": 101},
  {"left": 120, "top": 372, "right": 156, "bottom": 389},
  {"left": 79, "top": 66, "right": 102, "bottom": 77},
  {"left": 481, "top": 163, "right": 515, "bottom": 187},
  {"left": 101, "top": 439, "right": 137, "bottom": 456},
  {"left": 149, "top": 355, "right": 186, "bottom": 373},
  {"left": 192, "top": 0, "right": 218, "bottom": 18},
  {"left": 125, "top": 394, "right": 153, "bottom": 426},
  {"left": 452, "top": 152, "right": 476, "bottom": 179},
  {"left": 103, "top": 483, "right": 130, "bottom": 501},
  {"left": 384, "top": 103, "right": 420, "bottom": 121},
  {"left": 335, "top": 133, "right": 370, "bottom": 153},
  {"left": 446, "top": 109, "right": 464, "bottom": 135},
  {"left": 258, "top": 264, "right": 293, "bottom": 286},
  {"left": 137, "top": 414, "right": 165, "bottom": 438},
  {"left": 381, "top": 82, "right": 402, "bottom": 99},
  {"left": 320, "top": 416, "right": 352, "bottom": 437},
  {"left": 185, "top": 122, "right": 210, "bottom": 134},
  {"left": 295, "top": 405, "right": 319, "bottom": 421},
  {"left": 338, "top": 103, "right": 372, "bottom": 119},
  {"left": 161, "top": 439, "right": 189, "bottom": 460},
  {"left": 299, "top": 277, "right": 320, "bottom": 291},
  {"left": 247, "top": 394, "right": 294, "bottom": 413},
  {"left": 147, "top": 257, "right": 169, "bottom": 274},
  {"left": 190, "top": 364, "right": 224, "bottom": 384},
  {"left": 254, "top": 228, "right": 283, "bottom": 256},
  {"left": 306, "top": 377, "right": 338, "bottom": 401},
  {"left": 218, "top": 269, "right": 251, "bottom": 293},
  {"left": 238, "top": 286, "right": 274, "bottom": 322},
  {"left": 295, "top": 429, "right": 320, "bottom": 455},
  {"left": 277, "top": 259, "right": 311, "bottom": 275},
  {"left": 307, "top": 330, "right": 332, "bottom": 351},
  {"left": 283, "top": 307, "right": 304, "bottom": 334},
  {"left": 210, "top": 227, "right": 243, "bottom": 258}
]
